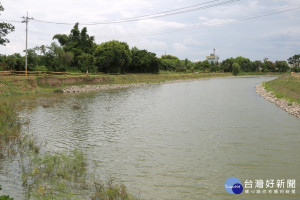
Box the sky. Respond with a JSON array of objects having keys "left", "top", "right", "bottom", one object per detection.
[{"left": 0, "top": 0, "right": 300, "bottom": 62}]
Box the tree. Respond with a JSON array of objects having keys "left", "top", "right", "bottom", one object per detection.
[
  {"left": 159, "top": 55, "right": 181, "bottom": 71},
  {"left": 232, "top": 62, "right": 240, "bottom": 76},
  {"left": 26, "top": 48, "right": 40, "bottom": 70},
  {"left": 234, "top": 56, "right": 251, "bottom": 72},
  {"left": 161, "top": 55, "right": 179, "bottom": 60},
  {"left": 251, "top": 60, "right": 262, "bottom": 72},
  {"left": 202, "top": 60, "right": 211, "bottom": 72},
  {"left": 32, "top": 43, "right": 73, "bottom": 71},
  {"left": 275, "top": 61, "right": 290, "bottom": 72},
  {"left": 288, "top": 54, "right": 300, "bottom": 72},
  {"left": 0, "top": 3, "right": 15, "bottom": 46},
  {"left": 262, "top": 59, "right": 275, "bottom": 72},
  {"left": 129, "top": 47, "right": 159, "bottom": 73},
  {"left": 5, "top": 55, "right": 16, "bottom": 71},
  {"left": 209, "top": 62, "right": 219, "bottom": 72},
  {"left": 53, "top": 23, "right": 96, "bottom": 69},
  {"left": 77, "top": 53, "right": 96, "bottom": 73},
  {"left": 194, "top": 61, "right": 202, "bottom": 71},
  {"left": 220, "top": 58, "right": 234, "bottom": 72},
  {"left": 94, "top": 40, "right": 132, "bottom": 73},
  {"left": 182, "top": 58, "right": 195, "bottom": 72}
]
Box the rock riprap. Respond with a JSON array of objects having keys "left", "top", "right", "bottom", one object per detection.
[{"left": 256, "top": 83, "right": 300, "bottom": 118}]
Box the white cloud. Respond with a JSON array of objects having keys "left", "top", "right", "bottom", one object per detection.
[
  {"left": 198, "top": 17, "right": 237, "bottom": 26},
  {"left": 128, "top": 38, "right": 167, "bottom": 52},
  {"left": 183, "top": 38, "right": 202, "bottom": 46},
  {"left": 0, "top": 0, "right": 299, "bottom": 61},
  {"left": 172, "top": 42, "right": 189, "bottom": 54}
]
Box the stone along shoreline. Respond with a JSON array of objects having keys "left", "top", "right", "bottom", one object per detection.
[
  {"left": 256, "top": 83, "right": 300, "bottom": 118},
  {"left": 62, "top": 83, "right": 153, "bottom": 93},
  {"left": 61, "top": 78, "right": 215, "bottom": 93}
]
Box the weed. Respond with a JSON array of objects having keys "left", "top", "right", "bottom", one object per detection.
[{"left": 265, "top": 75, "right": 300, "bottom": 104}]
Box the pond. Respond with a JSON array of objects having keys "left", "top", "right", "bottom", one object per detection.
[{"left": 1, "top": 77, "right": 300, "bottom": 199}]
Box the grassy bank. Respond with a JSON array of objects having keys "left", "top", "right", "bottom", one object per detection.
[
  {"left": 0, "top": 103, "right": 21, "bottom": 155},
  {"left": 0, "top": 72, "right": 232, "bottom": 97},
  {"left": 264, "top": 74, "right": 300, "bottom": 104}
]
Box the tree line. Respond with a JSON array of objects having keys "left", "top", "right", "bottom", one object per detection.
[{"left": 0, "top": 22, "right": 299, "bottom": 74}]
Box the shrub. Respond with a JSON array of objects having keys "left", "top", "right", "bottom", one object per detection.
[
  {"left": 32, "top": 65, "right": 48, "bottom": 72},
  {"left": 232, "top": 62, "right": 241, "bottom": 76}
]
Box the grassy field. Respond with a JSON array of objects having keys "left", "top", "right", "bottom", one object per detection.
[{"left": 264, "top": 74, "right": 300, "bottom": 104}]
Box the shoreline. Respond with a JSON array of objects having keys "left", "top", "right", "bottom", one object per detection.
[
  {"left": 62, "top": 75, "right": 279, "bottom": 93},
  {"left": 62, "top": 78, "right": 211, "bottom": 93},
  {"left": 256, "top": 83, "right": 300, "bottom": 118},
  {"left": 1, "top": 73, "right": 283, "bottom": 97}
]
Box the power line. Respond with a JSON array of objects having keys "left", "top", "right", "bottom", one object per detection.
[
  {"left": 93, "top": 6, "right": 300, "bottom": 39},
  {"left": 31, "top": 0, "right": 240, "bottom": 25},
  {"left": 23, "top": 5, "right": 300, "bottom": 40},
  {"left": 0, "top": 19, "right": 22, "bottom": 23},
  {"left": 4, "top": 4, "right": 299, "bottom": 41},
  {"left": 0, "top": 0, "right": 239, "bottom": 26}
]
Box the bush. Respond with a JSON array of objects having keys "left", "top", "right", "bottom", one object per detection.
[
  {"left": 32, "top": 65, "right": 48, "bottom": 72},
  {"left": 232, "top": 63, "right": 240, "bottom": 76},
  {"left": 94, "top": 40, "right": 132, "bottom": 73},
  {"left": 129, "top": 47, "right": 159, "bottom": 73}
]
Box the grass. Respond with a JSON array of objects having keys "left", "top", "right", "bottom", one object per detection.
[
  {"left": 20, "top": 140, "right": 138, "bottom": 200},
  {"left": 20, "top": 147, "right": 87, "bottom": 199},
  {"left": 238, "top": 72, "right": 284, "bottom": 76},
  {"left": 0, "top": 76, "right": 38, "bottom": 96},
  {"left": 264, "top": 74, "right": 300, "bottom": 104},
  {"left": 0, "top": 103, "right": 21, "bottom": 159},
  {"left": 0, "top": 103, "right": 138, "bottom": 200}
]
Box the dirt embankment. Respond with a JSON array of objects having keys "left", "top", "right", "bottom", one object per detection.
[
  {"left": 37, "top": 76, "right": 111, "bottom": 87},
  {"left": 256, "top": 83, "right": 300, "bottom": 118}
]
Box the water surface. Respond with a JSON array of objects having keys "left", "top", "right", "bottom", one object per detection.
[{"left": 1, "top": 77, "right": 299, "bottom": 199}]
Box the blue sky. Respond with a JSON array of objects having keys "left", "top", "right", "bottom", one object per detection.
[{"left": 0, "top": 0, "right": 299, "bottom": 62}]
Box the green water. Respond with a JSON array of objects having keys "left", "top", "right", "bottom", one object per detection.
[{"left": 1, "top": 77, "right": 299, "bottom": 199}]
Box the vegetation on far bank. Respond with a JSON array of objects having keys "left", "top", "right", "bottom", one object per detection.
[
  {"left": 0, "top": 71, "right": 287, "bottom": 97},
  {"left": 0, "top": 72, "right": 233, "bottom": 97},
  {"left": 264, "top": 74, "right": 300, "bottom": 104}
]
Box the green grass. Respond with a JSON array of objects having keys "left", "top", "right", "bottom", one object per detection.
[
  {"left": 264, "top": 74, "right": 300, "bottom": 104},
  {"left": 20, "top": 147, "right": 87, "bottom": 199},
  {"left": 0, "top": 103, "right": 21, "bottom": 156},
  {"left": 0, "top": 103, "right": 138, "bottom": 200},
  {"left": 0, "top": 77, "right": 37, "bottom": 96},
  {"left": 238, "top": 72, "right": 284, "bottom": 76},
  {"left": 20, "top": 139, "right": 138, "bottom": 200}
]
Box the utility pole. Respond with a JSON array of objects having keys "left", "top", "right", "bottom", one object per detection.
[{"left": 22, "top": 12, "right": 33, "bottom": 76}]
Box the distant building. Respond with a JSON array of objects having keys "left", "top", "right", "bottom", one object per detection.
[{"left": 206, "top": 49, "right": 219, "bottom": 64}]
